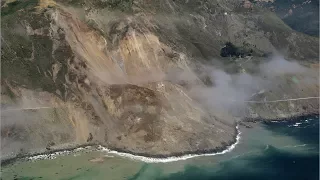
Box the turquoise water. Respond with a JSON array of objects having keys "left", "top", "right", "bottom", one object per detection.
[{"left": 1, "top": 116, "right": 318, "bottom": 180}]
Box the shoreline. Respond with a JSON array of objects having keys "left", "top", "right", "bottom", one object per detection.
[
  {"left": 2, "top": 113, "right": 318, "bottom": 166},
  {"left": 244, "top": 113, "right": 319, "bottom": 123},
  {"left": 0, "top": 143, "right": 98, "bottom": 166},
  {"left": 1, "top": 126, "right": 240, "bottom": 165},
  {"left": 98, "top": 125, "right": 240, "bottom": 163}
]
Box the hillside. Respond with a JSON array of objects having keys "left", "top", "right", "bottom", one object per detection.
[{"left": 1, "top": 0, "right": 319, "bottom": 160}]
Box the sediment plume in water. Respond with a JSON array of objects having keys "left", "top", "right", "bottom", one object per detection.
[
  {"left": 99, "top": 126, "right": 241, "bottom": 163},
  {"left": 16, "top": 126, "right": 241, "bottom": 164}
]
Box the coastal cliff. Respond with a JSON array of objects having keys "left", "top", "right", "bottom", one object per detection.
[{"left": 1, "top": 0, "right": 318, "bottom": 160}]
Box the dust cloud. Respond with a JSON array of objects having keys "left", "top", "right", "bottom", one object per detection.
[
  {"left": 162, "top": 55, "right": 316, "bottom": 118},
  {"left": 259, "top": 55, "right": 308, "bottom": 76}
]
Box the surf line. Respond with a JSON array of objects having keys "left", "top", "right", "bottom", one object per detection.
[
  {"left": 234, "top": 96, "right": 320, "bottom": 104},
  {"left": 26, "top": 127, "right": 241, "bottom": 163},
  {"left": 98, "top": 125, "right": 241, "bottom": 163}
]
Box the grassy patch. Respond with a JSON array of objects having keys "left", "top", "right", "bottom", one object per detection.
[{"left": 1, "top": 0, "right": 38, "bottom": 16}]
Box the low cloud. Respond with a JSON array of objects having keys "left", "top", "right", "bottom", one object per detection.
[
  {"left": 259, "top": 56, "right": 308, "bottom": 76},
  {"left": 164, "top": 55, "right": 316, "bottom": 118}
]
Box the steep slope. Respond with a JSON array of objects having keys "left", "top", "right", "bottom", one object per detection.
[{"left": 1, "top": 0, "right": 318, "bottom": 159}]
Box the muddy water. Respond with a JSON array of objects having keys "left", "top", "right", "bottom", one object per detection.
[{"left": 1, "top": 116, "right": 318, "bottom": 180}]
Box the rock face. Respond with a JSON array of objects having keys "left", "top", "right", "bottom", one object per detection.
[{"left": 1, "top": 0, "right": 318, "bottom": 159}]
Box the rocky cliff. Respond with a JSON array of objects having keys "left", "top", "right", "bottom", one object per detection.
[{"left": 1, "top": 0, "right": 319, "bottom": 159}]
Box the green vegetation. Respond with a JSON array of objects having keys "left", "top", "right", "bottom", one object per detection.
[
  {"left": 105, "top": 0, "right": 133, "bottom": 11},
  {"left": 1, "top": 0, "right": 38, "bottom": 16},
  {"left": 57, "top": 0, "right": 133, "bottom": 11},
  {"left": 1, "top": 5, "right": 69, "bottom": 99}
]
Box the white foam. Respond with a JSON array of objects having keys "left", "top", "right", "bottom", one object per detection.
[
  {"left": 25, "top": 127, "right": 241, "bottom": 163},
  {"left": 27, "top": 150, "right": 71, "bottom": 161},
  {"left": 99, "top": 126, "right": 241, "bottom": 163},
  {"left": 27, "top": 147, "right": 90, "bottom": 161},
  {"left": 283, "top": 144, "right": 308, "bottom": 148},
  {"left": 293, "top": 122, "right": 302, "bottom": 127}
]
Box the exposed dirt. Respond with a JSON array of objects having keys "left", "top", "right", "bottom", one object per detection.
[{"left": 1, "top": 0, "right": 318, "bottom": 160}]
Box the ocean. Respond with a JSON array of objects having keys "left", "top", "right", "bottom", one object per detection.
[{"left": 1, "top": 116, "right": 319, "bottom": 180}]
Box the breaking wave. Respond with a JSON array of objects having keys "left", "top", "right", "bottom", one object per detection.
[
  {"left": 26, "top": 126, "right": 241, "bottom": 163},
  {"left": 98, "top": 125, "right": 241, "bottom": 163}
]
